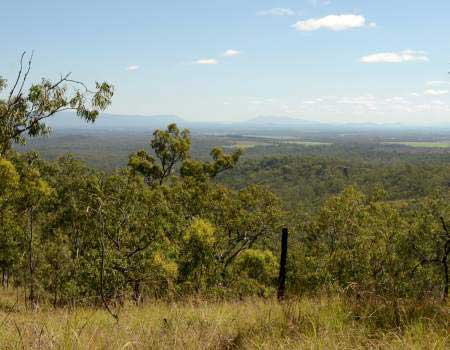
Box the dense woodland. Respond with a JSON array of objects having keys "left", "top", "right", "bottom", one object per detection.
[
  {"left": 221, "top": 150, "right": 450, "bottom": 209},
  {"left": 1, "top": 60, "right": 449, "bottom": 318}
]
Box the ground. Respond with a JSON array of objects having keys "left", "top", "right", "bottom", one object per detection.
[{"left": 0, "top": 290, "right": 448, "bottom": 349}]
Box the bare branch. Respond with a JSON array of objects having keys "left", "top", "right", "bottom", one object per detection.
[
  {"left": 16, "top": 50, "right": 33, "bottom": 98},
  {"left": 65, "top": 78, "right": 94, "bottom": 93},
  {"left": 49, "top": 73, "right": 72, "bottom": 90},
  {"left": 49, "top": 73, "right": 94, "bottom": 93},
  {"left": 8, "top": 52, "right": 26, "bottom": 103}
]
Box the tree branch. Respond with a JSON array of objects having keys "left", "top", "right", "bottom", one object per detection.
[
  {"left": 7, "top": 52, "right": 26, "bottom": 103},
  {"left": 16, "top": 51, "right": 33, "bottom": 99}
]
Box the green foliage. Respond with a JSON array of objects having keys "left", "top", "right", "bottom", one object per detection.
[
  {"left": 0, "top": 53, "right": 113, "bottom": 155},
  {"left": 129, "top": 124, "right": 242, "bottom": 185},
  {"left": 3, "top": 140, "right": 448, "bottom": 304},
  {"left": 283, "top": 186, "right": 450, "bottom": 301},
  {"left": 303, "top": 187, "right": 406, "bottom": 295},
  {"left": 234, "top": 249, "right": 277, "bottom": 283},
  {"left": 0, "top": 79, "right": 449, "bottom": 307},
  {"left": 128, "top": 124, "right": 191, "bottom": 185},
  {"left": 179, "top": 218, "right": 217, "bottom": 291},
  {"left": 405, "top": 192, "right": 450, "bottom": 299},
  {"left": 221, "top": 153, "right": 450, "bottom": 210},
  {"left": 181, "top": 147, "right": 243, "bottom": 179},
  {"left": 0, "top": 123, "right": 282, "bottom": 305},
  {"left": 0, "top": 157, "right": 19, "bottom": 201},
  {"left": 0, "top": 157, "right": 21, "bottom": 288}
]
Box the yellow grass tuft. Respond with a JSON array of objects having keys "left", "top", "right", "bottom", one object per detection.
[{"left": 0, "top": 290, "right": 448, "bottom": 349}]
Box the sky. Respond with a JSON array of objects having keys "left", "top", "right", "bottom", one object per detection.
[{"left": 2, "top": 0, "right": 450, "bottom": 124}]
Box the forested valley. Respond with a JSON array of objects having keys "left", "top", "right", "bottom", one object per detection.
[
  {"left": 2, "top": 126, "right": 450, "bottom": 306},
  {"left": 1, "top": 61, "right": 449, "bottom": 349}
]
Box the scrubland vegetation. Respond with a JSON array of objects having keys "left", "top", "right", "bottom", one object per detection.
[{"left": 1, "top": 60, "right": 449, "bottom": 349}]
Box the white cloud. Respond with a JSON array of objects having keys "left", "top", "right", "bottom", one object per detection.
[
  {"left": 360, "top": 50, "right": 429, "bottom": 63},
  {"left": 385, "top": 96, "right": 407, "bottom": 103},
  {"left": 223, "top": 49, "right": 241, "bottom": 57},
  {"left": 126, "top": 65, "right": 140, "bottom": 71},
  {"left": 293, "top": 14, "right": 372, "bottom": 32},
  {"left": 426, "top": 81, "right": 450, "bottom": 86},
  {"left": 257, "top": 8, "right": 295, "bottom": 16},
  {"left": 309, "top": 0, "right": 331, "bottom": 7},
  {"left": 195, "top": 59, "right": 218, "bottom": 65},
  {"left": 337, "top": 95, "right": 377, "bottom": 110},
  {"left": 232, "top": 94, "right": 450, "bottom": 124},
  {"left": 302, "top": 98, "right": 325, "bottom": 105},
  {"left": 424, "top": 89, "right": 449, "bottom": 96}
]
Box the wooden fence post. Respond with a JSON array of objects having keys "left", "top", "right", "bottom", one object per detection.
[{"left": 277, "top": 227, "right": 288, "bottom": 300}]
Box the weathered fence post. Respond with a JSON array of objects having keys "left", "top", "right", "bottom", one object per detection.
[{"left": 277, "top": 227, "right": 288, "bottom": 301}]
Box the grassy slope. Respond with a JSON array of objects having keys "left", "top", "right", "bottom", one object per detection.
[{"left": 0, "top": 290, "right": 448, "bottom": 349}]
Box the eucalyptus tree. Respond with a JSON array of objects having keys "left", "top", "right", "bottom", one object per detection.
[
  {"left": 299, "top": 186, "right": 411, "bottom": 297},
  {"left": 408, "top": 190, "right": 450, "bottom": 301},
  {"left": 129, "top": 123, "right": 242, "bottom": 185},
  {"left": 0, "top": 52, "right": 113, "bottom": 156},
  {"left": 38, "top": 156, "right": 103, "bottom": 305},
  {"left": 13, "top": 153, "right": 54, "bottom": 308},
  {"left": 0, "top": 157, "right": 20, "bottom": 288},
  {"left": 128, "top": 124, "right": 191, "bottom": 185},
  {"left": 128, "top": 124, "right": 282, "bottom": 293}
]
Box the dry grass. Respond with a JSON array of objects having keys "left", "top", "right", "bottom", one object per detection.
[{"left": 0, "top": 289, "right": 448, "bottom": 349}]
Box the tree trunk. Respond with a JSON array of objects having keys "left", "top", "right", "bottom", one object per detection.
[
  {"left": 133, "top": 280, "right": 141, "bottom": 304},
  {"left": 28, "top": 208, "right": 36, "bottom": 309},
  {"left": 1, "top": 268, "right": 6, "bottom": 288}
]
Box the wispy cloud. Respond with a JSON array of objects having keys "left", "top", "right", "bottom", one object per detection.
[
  {"left": 126, "top": 65, "right": 140, "bottom": 71},
  {"left": 424, "top": 89, "right": 448, "bottom": 96},
  {"left": 426, "top": 81, "right": 450, "bottom": 86},
  {"left": 223, "top": 49, "right": 241, "bottom": 57},
  {"left": 293, "top": 14, "right": 373, "bottom": 31},
  {"left": 257, "top": 8, "right": 296, "bottom": 16},
  {"left": 360, "top": 50, "right": 429, "bottom": 63},
  {"left": 308, "top": 0, "right": 332, "bottom": 7},
  {"left": 195, "top": 59, "right": 218, "bottom": 65}
]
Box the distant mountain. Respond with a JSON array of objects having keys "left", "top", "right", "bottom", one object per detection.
[
  {"left": 47, "top": 112, "right": 186, "bottom": 130},
  {"left": 246, "top": 116, "right": 319, "bottom": 125},
  {"left": 44, "top": 112, "right": 450, "bottom": 133}
]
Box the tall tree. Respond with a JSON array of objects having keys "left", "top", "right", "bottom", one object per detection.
[{"left": 129, "top": 123, "right": 242, "bottom": 185}]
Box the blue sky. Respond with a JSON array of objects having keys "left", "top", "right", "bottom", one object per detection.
[{"left": 2, "top": 0, "right": 450, "bottom": 124}]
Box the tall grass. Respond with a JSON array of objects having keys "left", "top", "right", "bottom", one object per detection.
[{"left": 0, "top": 290, "right": 448, "bottom": 349}]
